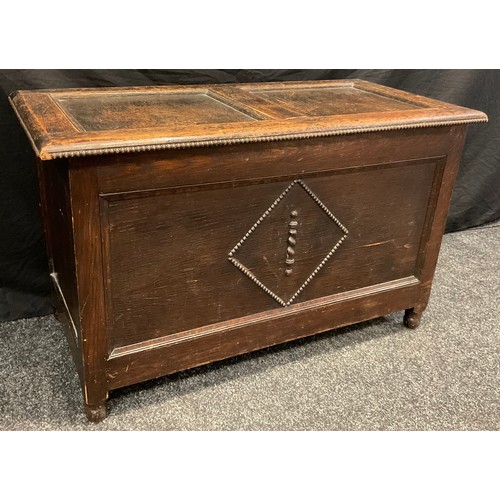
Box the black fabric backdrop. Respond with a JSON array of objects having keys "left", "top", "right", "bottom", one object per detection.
[{"left": 1, "top": 69, "right": 499, "bottom": 322}]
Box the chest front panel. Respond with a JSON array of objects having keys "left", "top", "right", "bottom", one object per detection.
[{"left": 98, "top": 144, "right": 444, "bottom": 353}]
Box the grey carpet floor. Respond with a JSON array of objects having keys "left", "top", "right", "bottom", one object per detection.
[{"left": 1, "top": 223, "right": 499, "bottom": 431}]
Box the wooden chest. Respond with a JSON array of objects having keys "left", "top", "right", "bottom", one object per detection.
[{"left": 10, "top": 79, "right": 487, "bottom": 421}]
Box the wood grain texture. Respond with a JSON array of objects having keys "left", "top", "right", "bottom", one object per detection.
[
  {"left": 36, "top": 158, "right": 82, "bottom": 380},
  {"left": 10, "top": 79, "right": 486, "bottom": 421},
  {"left": 410, "top": 126, "right": 467, "bottom": 317},
  {"left": 55, "top": 91, "right": 256, "bottom": 131},
  {"left": 68, "top": 164, "right": 109, "bottom": 416},
  {"left": 9, "top": 80, "right": 487, "bottom": 160},
  {"left": 101, "top": 160, "right": 438, "bottom": 350},
  {"left": 106, "top": 279, "right": 420, "bottom": 389},
  {"left": 95, "top": 126, "right": 457, "bottom": 194}
]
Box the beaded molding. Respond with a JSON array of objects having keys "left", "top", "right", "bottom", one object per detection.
[
  {"left": 47, "top": 117, "right": 487, "bottom": 159},
  {"left": 228, "top": 179, "right": 348, "bottom": 307}
]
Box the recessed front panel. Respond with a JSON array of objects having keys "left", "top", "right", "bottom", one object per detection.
[{"left": 102, "top": 159, "right": 440, "bottom": 352}]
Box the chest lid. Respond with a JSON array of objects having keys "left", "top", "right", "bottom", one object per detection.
[{"left": 10, "top": 79, "right": 487, "bottom": 160}]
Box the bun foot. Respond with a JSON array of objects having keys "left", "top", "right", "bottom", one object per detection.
[
  {"left": 84, "top": 403, "right": 108, "bottom": 423},
  {"left": 404, "top": 308, "right": 422, "bottom": 329}
]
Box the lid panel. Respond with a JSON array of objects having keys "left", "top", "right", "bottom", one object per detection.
[
  {"left": 54, "top": 91, "right": 256, "bottom": 132},
  {"left": 250, "top": 86, "right": 421, "bottom": 117}
]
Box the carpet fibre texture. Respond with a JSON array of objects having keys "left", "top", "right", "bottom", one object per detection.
[{"left": 1, "top": 224, "right": 499, "bottom": 430}]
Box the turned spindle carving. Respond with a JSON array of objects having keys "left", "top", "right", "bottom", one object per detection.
[{"left": 285, "top": 210, "right": 299, "bottom": 276}]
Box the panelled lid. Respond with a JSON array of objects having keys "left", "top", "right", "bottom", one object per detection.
[{"left": 9, "top": 79, "right": 488, "bottom": 160}]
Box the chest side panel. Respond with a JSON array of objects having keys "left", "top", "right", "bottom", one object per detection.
[{"left": 38, "top": 161, "right": 80, "bottom": 333}]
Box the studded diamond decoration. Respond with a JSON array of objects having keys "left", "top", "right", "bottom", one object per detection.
[{"left": 228, "top": 179, "right": 348, "bottom": 307}]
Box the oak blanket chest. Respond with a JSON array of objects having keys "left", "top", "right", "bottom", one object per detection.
[{"left": 10, "top": 80, "right": 487, "bottom": 421}]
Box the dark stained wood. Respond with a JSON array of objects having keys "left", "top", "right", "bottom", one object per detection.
[
  {"left": 101, "top": 159, "right": 438, "bottom": 350},
  {"left": 68, "top": 164, "right": 109, "bottom": 420},
  {"left": 10, "top": 80, "right": 487, "bottom": 421},
  {"left": 107, "top": 279, "right": 420, "bottom": 389},
  {"left": 9, "top": 80, "right": 487, "bottom": 160},
  {"left": 94, "top": 127, "right": 456, "bottom": 194},
  {"left": 35, "top": 158, "right": 82, "bottom": 381},
  {"left": 404, "top": 308, "right": 422, "bottom": 329},
  {"left": 55, "top": 91, "right": 256, "bottom": 131},
  {"left": 410, "top": 126, "right": 468, "bottom": 316},
  {"left": 246, "top": 86, "right": 419, "bottom": 115}
]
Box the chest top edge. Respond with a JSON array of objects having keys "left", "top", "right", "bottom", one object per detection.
[{"left": 10, "top": 79, "right": 487, "bottom": 161}]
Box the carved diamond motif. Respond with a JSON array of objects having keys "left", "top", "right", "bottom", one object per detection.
[{"left": 228, "top": 179, "right": 348, "bottom": 306}]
